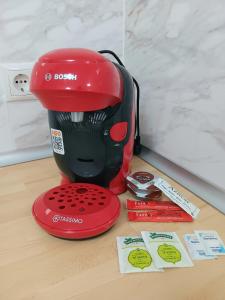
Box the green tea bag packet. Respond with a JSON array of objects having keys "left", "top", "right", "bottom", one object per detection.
[
  {"left": 116, "top": 236, "right": 163, "bottom": 273},
  {"left": 141, "top": 231, "right": 193, "bottom": 268}
]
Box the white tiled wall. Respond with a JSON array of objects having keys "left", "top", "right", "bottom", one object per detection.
[
  {"left": 0, "top": 0, "right": 123, "bottom": 165},
  {"left": 125, "top": 0, "right": 225, "bottom": 193}
]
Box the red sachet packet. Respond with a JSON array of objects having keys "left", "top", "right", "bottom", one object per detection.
[
  {"left": 128, "top": 210, "right": 193, "bottom": 222},
  {"left": 126, "top": 199, "right": 182, "bottom": 211}
]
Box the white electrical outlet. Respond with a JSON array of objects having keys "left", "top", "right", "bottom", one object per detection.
[{"left": 0, "top": 62, "right": 36, "bottom": 101}]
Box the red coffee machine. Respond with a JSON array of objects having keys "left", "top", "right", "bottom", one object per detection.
[
  {"left": 31, "top": 48, "right": 136, "bottom": 194},
  {"left": 30, "top": 48, "right": 140, "bottom": 239}
]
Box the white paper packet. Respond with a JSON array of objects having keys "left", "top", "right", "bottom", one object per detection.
[
  {"left": 153, "top": 178, "right": 200, "bottom": 219},
  {"left": 184, "top": 234, "right": 217, "bottom": 260},
  {"left": 195, "top": 230, "right": 225, "bottom": 256},
  {"left": 116, "top": 236, "right": 163, "bottom": 273},
  {"left": 141, "top": 231, "right": 193, "bottom": 268}
]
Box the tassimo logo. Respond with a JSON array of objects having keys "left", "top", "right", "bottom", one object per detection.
[
  {"left": 52, "top": 215, "right": 83, "bottom": 224},
  {"left": 44, "top": 73, "right": 77, "bottom": 81}
]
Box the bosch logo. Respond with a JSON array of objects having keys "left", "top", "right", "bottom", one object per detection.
[
  {"left": 45, "top": 73, "right": 52, "bottom": 81},
  {"left": 52, "top": 215, "right": 83, "bottom": 224},
  {"left": 54, "top": 73, "right": 77, "bottom": 80},
  {"left": 45, "top": 73, "right": 77, "bottom": 81}
]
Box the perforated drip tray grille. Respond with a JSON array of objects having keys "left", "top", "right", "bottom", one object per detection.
[{"left": 44, "top": 183, "right": 110, "bottom": 215}]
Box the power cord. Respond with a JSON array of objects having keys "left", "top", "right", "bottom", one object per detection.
[{"left": 98, "top": 50, "right": 141, "bottom": 155}]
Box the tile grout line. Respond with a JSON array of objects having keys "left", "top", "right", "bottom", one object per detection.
[{"left": 122, "top": 0, "right": 126, "bottom": 64}]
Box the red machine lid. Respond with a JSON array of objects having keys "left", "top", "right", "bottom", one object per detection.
[
  {"left": 30, "top": 48, "right": 123, "bottom": 112},
  {"left": 39, "top": 48, "right": 106, "bottom": 64},
  {"left": 32, "top": 183, "right": 121, "bottom": 239}
]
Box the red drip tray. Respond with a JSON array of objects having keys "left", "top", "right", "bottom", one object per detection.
[{"left": 32, "top": 183, "right": 121, "bottom": 239}]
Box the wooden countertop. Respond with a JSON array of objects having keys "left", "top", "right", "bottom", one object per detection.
[{"left": 0, "top": 157, "right": 224, "bottom": 300}]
